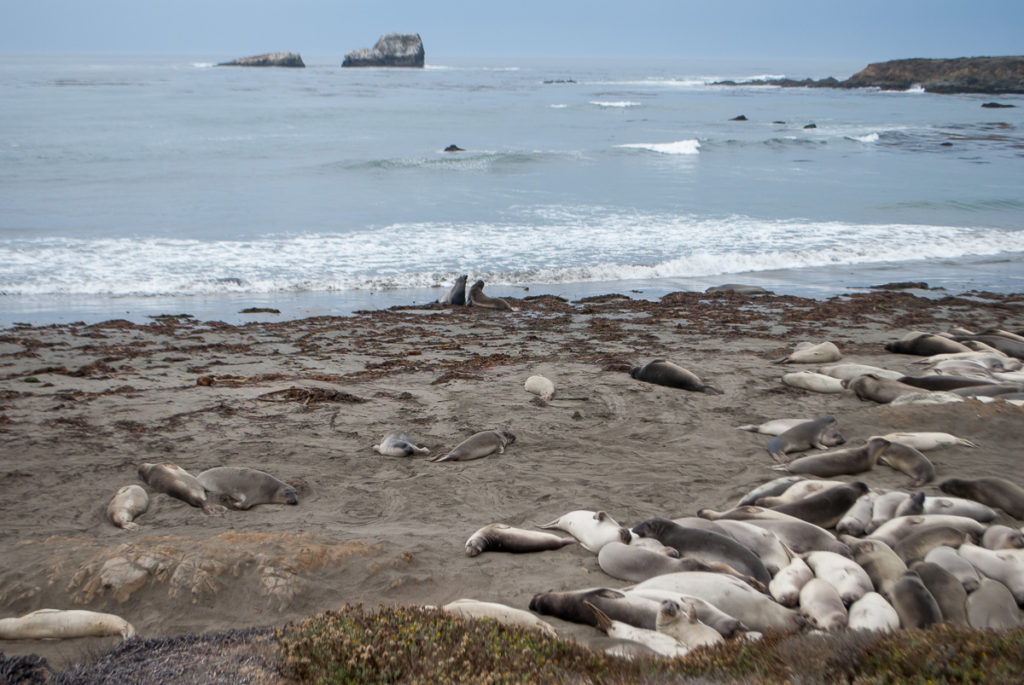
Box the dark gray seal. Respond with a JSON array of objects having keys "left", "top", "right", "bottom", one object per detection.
[
  {"left": 597, "top": 541, "right": 764, "bottom": 588},
  {"left": 765, "top": 416, "right": 845, "bottom": 462},
  {"left": 628, "top": 359, "right": 722, "bottom": 394},
  {"left": 885, "top": 334, "right": 972, "bottom": 356},
  {"left": 897, "top": 375, "right": 995, "bottom": 391},
  {"left": 197, "top": 466, "right": 298, "bottom": 509},
  {"left": 528, "top": 588, "right": 660, "bottom": 630},
  {"left": 467, "top": 279, "right": 512, "bottom": 310},
  {"left": 464, "top": 523, "right": 574, "bottom": 557},
  {"left": 705, "top": 284, "right": 771, "bottom": 295},
  {"left": 890, "top": 570, "right": 943, "bottom": 629},
  {"left": 773, "top": 437, "right": 888, "bottom": 478},
  {"left": 910, "top": 560, "right": 969, "bottom": 626},
  {"left": 769, "top": 481, "right": 869, "bottom": 528},
  {"left": 431, "top": 429, "right": 515, "bottom": 462},
  {"left": 878, "top": 442, "right": 935, "bottom": 487},
  {"left": 438, "top": 274, "right": 468, "bottom": 305},
  {"left": 939, "top": 477, "right": 1024, "bottom": 519},
  {"left": 138, "top": 462, "right": 225, "bottom": 515}
]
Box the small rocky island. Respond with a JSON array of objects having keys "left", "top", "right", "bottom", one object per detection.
[
  {"left": 715, "top": 56, "right": 1024, "bottom": 94},
  {"left": 342, "top": 33, "right": 425, "bottom": 68},
  {"left": 217, "top": 52, "right": 305, "bottom": 68}
]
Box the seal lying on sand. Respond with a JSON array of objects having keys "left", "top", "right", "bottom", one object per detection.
[
  {"left": 939, "top": 477, "right": 1024, "bottom": 519},
  {"left": 464, "top": 523, "right": 574, "bottom": 557},
  {"left": 0, "top": 609, "right": 135, "bottom": 640},
  {"left": 765, "top": 416, "right": 845, "bottom": 461},
  {"left": 629, "top": 359, "right": 721, "bottom": 394},
  {"left": 467, "top": 279, "right": 513, "bottom": 310},
  {"left": 106, "top": 484, "right": 149, "bottom": 530},
  {"left": 197, "top": 466, "right": 298, "bottom": 509},
  {"left": 373, "top": 431, "right": 430, "bottom": 456},
  {"left": 431, "top": 429, "right": 515, "bottom": 462},
  {"left": 138, "top": 462, "right": 225, "bottom": 515}
]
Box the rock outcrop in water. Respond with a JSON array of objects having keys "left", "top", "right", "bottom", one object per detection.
[
  {"left": 217, "top": 52, "right": 305, "bottom": 68},
  {"left": 714, "top": 56, "right": 1024, "bottom": 94},
  {"left": 342, "top": 33, "right": 425, "bottom": 68}
]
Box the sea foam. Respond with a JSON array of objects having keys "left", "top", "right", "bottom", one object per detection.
[{"left": 617, "top": 140, "right": 701, "bottom": 155}]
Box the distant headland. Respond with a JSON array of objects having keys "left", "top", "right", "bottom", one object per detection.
[{"left": 714, "top": 56, "right": 1024, "bottom": 94}]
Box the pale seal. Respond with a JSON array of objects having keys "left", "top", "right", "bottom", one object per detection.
[
  {"left": 629, "top": 359, "right": 722, "bottom": 394},
  {"left": 818, "top": 363, "right": 904, "bottom": 381},
  {"left": 921, "top": 496, "right": 996, "bottom": 521},
  {"left": 768, "top": 481, "right": 869, "bottom": 528},
  {"left": 442, "top": 599, "right": 556, "bottom": 637},
  {"left": 753, "top": 479, "right": 843, "bottom": 507},
  {"left": 107, "top": 484, "right": 149, "bottom": 530},
  {"left": 438, "top": 274, "right": 468, "bottom": 305},
  {"left": 772, "top": 341, "right": 841, "bottom": 365},
  {"left": 585, "top": 602, "right": 691, "bottom": 658},
  {"left": 466, "top": 279, "right": 513, "bottom": 311},
  {"left": 598, "top": 541, "right": 757, "bottom": 584},
  {"left": 0, "top": 609, "right": 135, "bottom": 640},
  {"left": 712, "top": 517, "right": 852, "bottom": 556},
  {"left": 966, "top": 578, "right": 1024, "bottom": 630},
  {"left": 764, "top": 416, "right": 846, "bottom": 462},
  {"left": 957, "top": 543, "right": 1024, "bottom": 604},
  {"left": 843, "top": 373, "right": 922, "bottom": 403},
  {"left": 624, "top": 589, "right": 750, "bottom": 638},
  {"left": 873, "top": 431, "right": 977, "bottom": 451},
  {"left": 138, "top": 462, "right": 225, "bottom": 515},
  {"left": 835, "top": 492, "right": 877, "bottom": 537},
  {"left": 923, "top": 545, "right": 982, "bottom": 592},
  {"left": 890, "top": 570, "right": 942, "bottom": 629},
  {"left": 781, "top": 371, "right": 844, "bottom": 393},
  {"left": 910, "top": 560, "right": 969, "bottom": 626},
  {"left": 538, "top": 510, "right": 631, "bottom": 553},
  {"left": 701, "top": 518, "right": 794, "bottom": 575},
  {"left": 430, "top": 429, "right": 515, "bottom": 462},
  {"left": 877, "top": 441, "right": 935, "bottom": 487},
  {"left": 804, "top": 550, "right": 874, "bottom": 606},
  {"left": 736, "top": 418, "right": 811, "bottom": 435},
  {"left": 734, "top": 475, "right": 806, "bottom": 506},
  {"left": 373, "top": 431, "right": 430, "bottom": 457},
  {"left": 847, "top": 592, "right": 900, "bottom": 632},
  {"left": 867, "top": 514, "right": 986, "bottom": 548},
  {"left": 197, "top": 466, "right": 298, "bottom": 509},
  {"left": 769, "top": 556, "right": 813, "bottom": 607},
  {"left": 464, "top": 523, "right": 574, "bottom": 557},
  {"left": 798, "top": 577, "right": 847, "bottom": 630},
  {"left": 982, "top": 524, "right": 1024, "bottom": 550},
  {"left": 523, "top": 375, "right": 555, "bottom": 401},
  {"left": 655, "top": 599, "right": 723, "bottom": 650},
  {"left": 772, "top": 438, "right": 888, "bottom": 478},
  {"left": 865, "top": 491, "right": 911, "bottom": 534},
  {"left": 939, "top": 476, "right": 1024, "bottom": 519}
]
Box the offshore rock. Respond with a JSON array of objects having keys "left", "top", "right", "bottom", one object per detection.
[
  {"left": 342, "top": 33, "right": 425, "bottom": 68},
  {"left": 217, "top": 51, "right": 305, "bottom": 68}
]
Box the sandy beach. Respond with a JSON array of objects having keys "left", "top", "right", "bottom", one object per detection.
[{"left": 2, "top": 288, "right": 1024, "bottom": 677}]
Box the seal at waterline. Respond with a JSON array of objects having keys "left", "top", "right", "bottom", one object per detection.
[
  {"left": 373, "top": 431, "right": 430, "bottom": 456},
  {"left": 465, "top": 523, "right": 574, "bottom": 557},
  {"left": 196, "top": 466, "right": 298, "bottom": 509},
  {"left": 138, "top": 462, "right": 225, "bottom": 515},
  {"left": 438, "top": 274, "right": 468, "bottom": 305},
  {"left": 0, "top": 609, "right": 135, "bottom": 640},
  {"left": 106, "top": 484, "right": 149, "bottom": 530},
  {"left": 629, "top": 359, "right": 722, "bottom": 394},
  {"left": 430, "top": 429, "right": 515, "bottom": 462},
  {"left": 467, "top": 279, "right": 513, "bottom": 310},
  {"left": 939, "top": 476, "right": 1024, "bottom": 519},
  {"left": 764, "top": 415, "right": 846, "bottom": 462}
]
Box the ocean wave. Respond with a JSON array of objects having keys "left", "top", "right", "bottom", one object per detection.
[
  {"left": 847, "top": 133, "right": 880, "bottom": 143},
  {"left": 589, "top": 100, "right": 642, "bottom": 108},
  {"left": 616, "top": 140, "right": 701, "bottom": 155}
]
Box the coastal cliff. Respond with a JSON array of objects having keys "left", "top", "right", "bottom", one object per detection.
[
  {"left": 342, "top": 33, "right": 425, "bottom": 68},
  {"left": 716, "top": 56, "right": 1024, "bottom": 94},
  {"left": 217, "top": 52, "right": 305, "bottom": 68}
]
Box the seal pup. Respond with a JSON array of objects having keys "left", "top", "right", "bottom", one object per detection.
[
  {"left": 442, "top": 599, "right": 556, "bottom": 637},
  {"left": 890, "top": 570, "right": 942, "bottom": 629},
  {"left": 848, "top": 592, "right": 900, "bottom": 632},
  {"left": 736, "top": 419, "right": 811, "bottom": 435},
  {"left": 655, "top": 599, "right": 723, "bottom": 650},
  {"left": 624, "top": 589, "right": 750, "bottom": 638},
  {"left": 705, "top": 284, "right": 770, "bottom": 295},
  {"left": 873, "top": 432, "right": 976, "bottom": 451},
  {"left": 373, "top": 431, "right": 430, "bottom": 457},
  {"left": 939, "top": 476, "right": 1024, "bottom": 519},
  {"left": 843, "top": 374, "right": 922, "bottom": 403},
  {"left": 772, "top": 341, "right": 841, "bottom": 365},
  {"left": 844, "top": 537, "right": 907, "bottom": 599},
  {"left": 910, "top": 560, "right": 969, "bottom": 626},
  {"left": 836, "top": 492, "right": 877, "bottom": 537},
  {"left": 982, "top": 524, "right": 1024, "bottom": 550},
  {"left": 768, "top": 481, "right": 869, "bottom": 528},
  {"left": 138, "top": 462, "right": 225, "bottom": 515},
  {"left": 804, "top": 551, "right": 874, "bottom": 606},
  {"left": 629, "top": 359, "right": 721, "bottom": 394},
  {"left": 466, "top": 279, "right": 513, "bottom": 311},
  {"left": 735, "top": 475, "right": 806, "bottom": 506},
  {"left": 703, "top": 518, "right": 794, "bottom": 574},
  {"left": 107, "top": 484, "right": 149, "bottom": 530},
  {"left": 197, "top": 466, "right": 298, "bottom": 509},
  {"left": 539, "top": 510, "right": 631, "bottom": 553},
  {"left": 769, "top": 556, "right": 813, "bottom": 607},
  {"left": 866, "top": 491, "right": 911, "bottom": 534},
  {"left": 885, "top": 333, "right": 972, "bottom": 356},
  {"left": 738, "top": 518, "right": 852, "bottom": 556},
  {"left": 431, "top": 429, "right": 515, "bottom": 462},
  {"left": 867, "top": 515, "right": 986, "bottom": 548},
  {"left": 799, "top": 578, "right": 847, "bottom": 630},
  {"left": 530, "top": 588, "right": 662, "bottom": 630},
  {"left": 923, "top": 545, "right": 981, "bottom": 592},
  {"left": 438, "top": 274, "right": 467, "bottom": 305},
  {"left": 585, "top": 602, "right": 691, "bottom": 658},
  {"left": 898, "top": 374, "right": 996, "bottom": 392},
  {"left": 966, "top": 579, "right": 1024, "bottom": 630},
  {"left": 781, "top": 371, "right": 844, "bottom": 394},
  {"left": 523, "top": 375, "right": 555, "bottom": 401},
  {"left": 771, "top": 438, "right": 888, "bottom": 478},
  {"left": 765, "top": 416, "right": 845, "bottom": 462},
  {"left": 877, "top": 442, "right": 935, "bottom": 487},
  {"left": 465, "top": 523, "right": 574, "bottom": 557},
  {"left": 0, "top": 609, "right": 135, "bottom": 640}
]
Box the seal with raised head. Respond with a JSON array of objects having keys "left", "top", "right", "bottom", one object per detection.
[
  {"left": 629, "top": 359, "right": 721, "bottom": 394},
  {"left": 107, "top": 484, "right": 149, "bottom": 530},
  {"left": 765, "top": 416, "right": 845, "bottom": 462},
  {"left": 772, "top": 438, "right": 888, "bottom": 478},
  {"left": 0, "top": 609, "right": 135, "bottom": 640},
  {"left": 939, "top": 476, "right": 1024, "bottom": 519},
  {"left": 438, "top": 274, "right": 468, "bottom": 305},
  {"left": 529, "top": 587, "right": 661, "bottom": 630},
  {"left": 585, "top": 602, "right": 691, "bottom": 658},
  {"left": 655, "top": 599, "right": 724, "bottom": 650},
  {"left": 465, "top": 523, "right": 574, "bottom": 557},
  {"left": 138, "top": 462, "right": 225, "bottom": 515},
  {"left": 197, "top": 466, "right": 297, "bottom": 509},
  {"left": 430, "top": 429, "right": 515, "bottom": 462},
  {"left": 373, "top": 431, "right": 430, "bottom": 457},
  {"left": 466, "top": 279, "right": 513, "bottom": 311},
  {"left": 769, "top": 481, "right": 869, "bottom": 528}
]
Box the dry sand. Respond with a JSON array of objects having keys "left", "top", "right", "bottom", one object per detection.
[{"left": 1, "top": 289, "right": 1023, "bottom": 674}]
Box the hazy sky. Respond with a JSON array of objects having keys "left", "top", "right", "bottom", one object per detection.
[{"left": 2, "top": 0, "right": 1022, "bottom": 63}]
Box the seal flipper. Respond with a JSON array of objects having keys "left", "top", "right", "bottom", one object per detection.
[
  {"left": 584, "top": 601, "right": 614, "bottom": 634},
  {"left": 701, "top": 385, "right": 724, "bottom": 395}
]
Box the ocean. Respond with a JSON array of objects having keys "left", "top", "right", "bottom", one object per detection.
[{"left": 2, "top": 53, "right": 1023, "bottom": 327}]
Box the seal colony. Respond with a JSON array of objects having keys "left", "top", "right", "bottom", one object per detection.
[{"left": 1, "top": 289, "right": 1023, "bottom": 669}]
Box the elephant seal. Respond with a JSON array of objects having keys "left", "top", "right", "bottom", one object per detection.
[
  {"left": 655, "top": 599, "right": 724, "bottom": 650},
  {"left": 598, "top": 541, "right": 764, "bottom": 589},
  {"left": 868, "top": 515, "right": 986, "bottom": 549},
  {"left": 866, "top": 491, "right": 911, "bottom": 534},
  {"left": 844, "top": 537, "right": 907, "bottom": 599},
  {"left": 735, "top": 475, "right": 806, "bottom": 506},
  {"left": 373, "top": 431, "right": 429, "bottom": 456},
  {"left": 625, "top": 589, "right": 750, "bottom": 638},
  {"left": 629, "top": 359, "right": 721, "bottom": 394},
  {"left": 877, "top": 442, "right": 935, "bottom": 487},
  {"left": 910, "top": 560, "right": 969, "bottom": 626},
  {"left": 966, "top": 578, "right": 1024, "bottom": 630},
  {"left": 818, "top": 363, "right": 903, "bottom": 381},
  {"left": 799, "top": 578, "right": 847, "bottom": 630},
  {"left": 0, "top": 609, "right": 135, "bottom": 640},
  {"left": 843, "top": 374, "right": 923, "bottom": 403},
  {"left": 982, "top": 524, "right": 1024, "bottom": 550},
  {"left": 898, "top": 375, "right": 995, "bottom": 392},
  {"left": 138, "top": 462, "right": 225, "bottom": 515},
  {"left": 438, "top": 274, "right": 468, "bottom": 305},
  {"left": 894, "top": 492, "right": 926, "bottom": 518},
  {"left": 769, "top": 556, "right": 813, "bottom": 607},
  {"left": 530, "top": 588, "right": 661, "bottom": 630},
  {"left": 539, "top": 510, "right": 631, "bottom": 553},
  {"left": 836, "top": 492, "right": 877, "bottom": 537},
  {"left": 524, "top": 375, "right": 555, "bottom": 401},
  {"left": 772, "top": 341, "right": 841, "bottom": 365},
  {"left": 804, "top": 551, "right": 874, "bottom": 606},
  {"left": 922, "top": 496, "right": 996, "bottom": 521},
  {"left": 772, "top": 438, "right": 888, "bottom": 478},
  {"left": 769, "top": 481, "right": 869, "bottom": 528},
  {"left": 466, "top": 279, "right": 513, "bottom": 311},
  {"left": 736, "top": 418, "right": 811, "bottom": 435},
  {"left": 703, "top": 518, "right": 794, "bottom": 575},
  {"left": 107, "top": 484, "right": 149, "bottom": 530},
  {"left": 848, "top": 592, "right": 900, "bottom": 632},
  {"left": 885, "top": 333, "right": 972, "bottom": 356},
  {"left": 754, "top": 479, "right": 843, "bottom": 507},
  {"left": 742, "top": 519, "right": 852, "bottom": 556},
  {"left": 893, "top": 526, "right": 973, "bottom": 564},
  {"left": 890, "top": 570, "right": 942, "bottom": 629},
  {"left": 957, "top": 543, "right": 1024, "bottom": 603},
  {"left": 442, "top": 599, "right": 556, "bottom": 637},
  {"left": 631, "top": 517, "right": 772, "bottom": 587},
  {"left": 765, "top": 416, "right": 845, "bottom": 462},
  {"left": 781, "top": 371, "right": 844, "bottom": 393},
  {"left": 873, "top": 432, "right": 977, "bottom": 451},
  {"left": 585, "top": 602, "right": 690, "bottom": 658},
  {"left": 923, "top": 545, "right": 982, "bottom": 592},
  {"left": 939, "top": 477, "right": 1024, "bottom": 519},
  {"left": 431, "top": 429, "right": 515, "bottom": 462},
  {"left": 465, "top": 523, "right": 574, "bottom": 557},
  {"left": 197, "top": 466, "right": 297, "bottom": 509},
  {"left": 705, "top": 284, "right": 770, "bottom": 295}
]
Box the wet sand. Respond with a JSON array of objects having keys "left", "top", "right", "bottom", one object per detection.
[{"left": 1, "top": 289, "right": 1023, "bottom": 674}]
